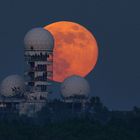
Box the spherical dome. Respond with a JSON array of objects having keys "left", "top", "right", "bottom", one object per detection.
[
  {"left": 0, "top": 75, "right": 25, "bottom": 97},
  {"left": 24, "top": 27, "right": 54, "bottom": 50},
  {"left": 61, "top": 75, "right": 90, "bottom": 98}
]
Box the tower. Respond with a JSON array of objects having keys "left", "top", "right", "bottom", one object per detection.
[
  {"left": 24, "top": 28, "right": 54, "bottom": 100},
  {"left": 61, "top": 75, "right": 90, "bottom": 113}
]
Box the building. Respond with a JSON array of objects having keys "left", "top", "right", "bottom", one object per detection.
[{"left": 0, "top": 27, "right": 54, "bottom": 117}]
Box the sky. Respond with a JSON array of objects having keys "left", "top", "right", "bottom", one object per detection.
[{"left": 0, "top": 0, "right": 140, "bottom": 110}]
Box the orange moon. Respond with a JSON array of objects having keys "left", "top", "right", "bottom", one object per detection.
[{"left": 44, "top": 21, "right": 98, "bottom": 83}]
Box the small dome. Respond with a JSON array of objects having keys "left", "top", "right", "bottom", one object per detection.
[
  {"left": 61, "top": 75, "right": 90, "bottom": 98},
  {"left": 0, "top": 75, "right": 25, "bottom": 97},
  {"left": 24, "top": 27, "right": 54, "bottom": 51}
]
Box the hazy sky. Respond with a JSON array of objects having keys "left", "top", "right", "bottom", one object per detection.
[{"left": 0, "top": 0, "right": 140, "bottom": 110}]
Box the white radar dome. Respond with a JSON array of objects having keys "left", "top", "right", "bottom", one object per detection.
[
  {"left": 61, "top": 75, "right": 90, "bottom": 98},
  {"left": 24, "top": 27, "right": 54, "bottom": 50},
  {"left": 0, "top": 75, "right": 25, "bottom": 97}
]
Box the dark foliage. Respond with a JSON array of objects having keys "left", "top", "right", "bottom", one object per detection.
[
  {"left": 0, "top": 116, "right": 140, "bottom": 140},
  {"left": 0, "top": 98, "right": 140, "bottom": 140}
]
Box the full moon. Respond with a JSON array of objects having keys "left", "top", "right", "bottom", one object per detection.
[{"left": 44, "top": 21, "right": 98, "bottom": 82}]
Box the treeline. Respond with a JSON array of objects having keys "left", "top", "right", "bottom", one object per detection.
[
  {"left": 0, "top": 117, "right": 140, "bottom": 140},
  {"left": 0, "top": 97, "right": 140, "bottom": 140}
]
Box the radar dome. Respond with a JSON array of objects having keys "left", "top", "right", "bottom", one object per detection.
[
  {"left": 0, "top": 75, "right": 25, "bottom": 97},
  {"left": 61, "top": 75, "right": 90, "bottom": 98},
  {"left": 24, "top": 27, "right": 54, "bottom": 50}
]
